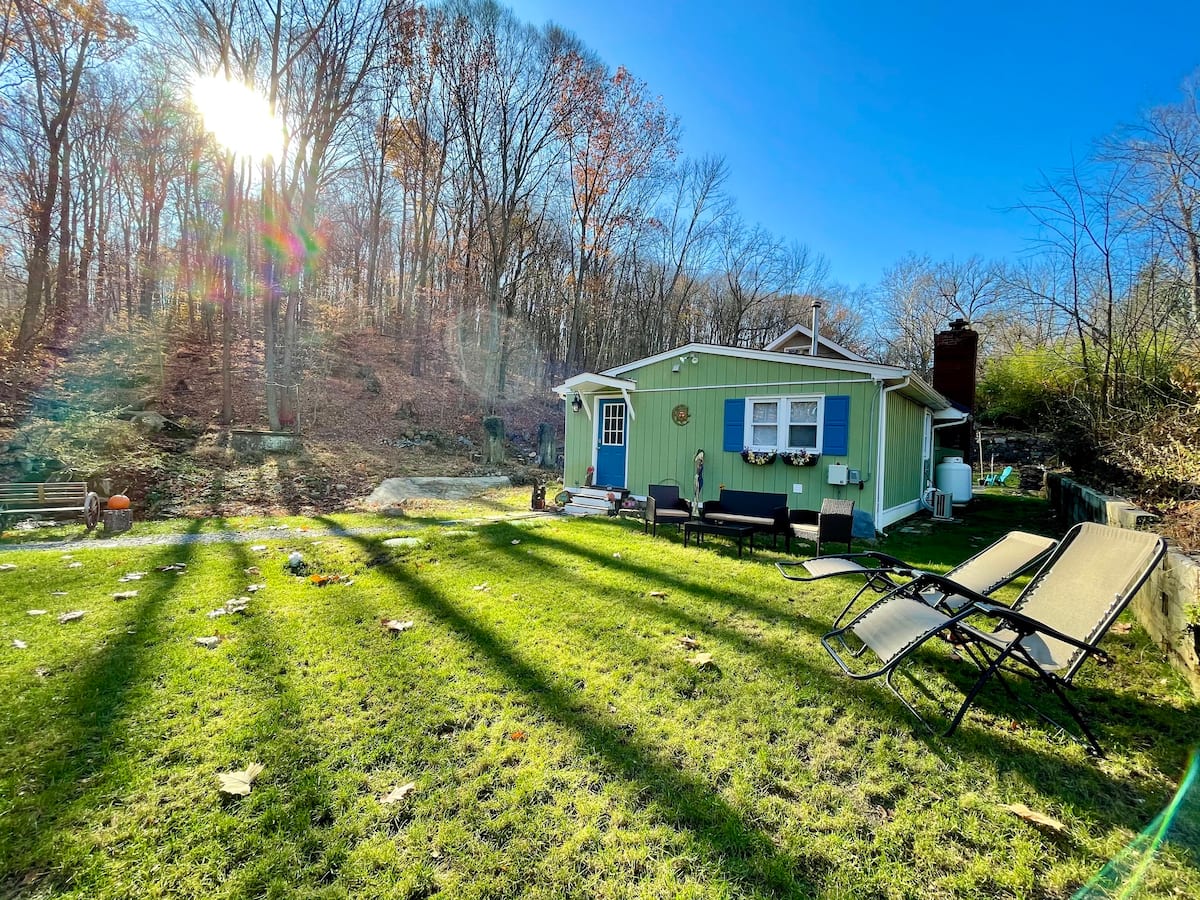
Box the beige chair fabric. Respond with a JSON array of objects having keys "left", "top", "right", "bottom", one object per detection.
[{"left": 961, "top": 523, "right": 1165, "bottom": 674}]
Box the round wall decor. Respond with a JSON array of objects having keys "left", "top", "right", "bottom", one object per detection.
[{"left": 671, "top": 404, "right": 690, "bottom": 425}]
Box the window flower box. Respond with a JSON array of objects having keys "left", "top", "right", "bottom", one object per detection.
[
  {"left": 740, "top": 448, "right": 777, "bottom": 466},
  {"left": 780, "top": 450, "right": 820, "bottom": 467}
]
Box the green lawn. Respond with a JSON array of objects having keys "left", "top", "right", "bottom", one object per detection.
[{"left": 1, "top": 494, "right": 1197, "bottom": 899}]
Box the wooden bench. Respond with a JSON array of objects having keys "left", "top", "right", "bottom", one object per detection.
[{"left": 0, "top": 481, "right": 101, "bottom": 531}]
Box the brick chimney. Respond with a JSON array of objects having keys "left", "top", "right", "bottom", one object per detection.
[{"left": 932, "top": 318, "right": 978, "bottom": 459}]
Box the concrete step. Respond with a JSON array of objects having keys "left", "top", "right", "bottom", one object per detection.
[{"left": 564, "top": 503, "right": 611, "bottom": 517}]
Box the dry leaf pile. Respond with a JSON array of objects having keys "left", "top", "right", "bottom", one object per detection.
[{"left": 309, "top": 573, "right": 352, "bottom": 586}]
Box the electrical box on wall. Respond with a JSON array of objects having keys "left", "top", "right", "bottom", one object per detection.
[
  {"left": 847, "top": 469, "right": 861, "bottom": 483},
  {"left": 827, "top": 464, "right": 849, "bottom": 486}
]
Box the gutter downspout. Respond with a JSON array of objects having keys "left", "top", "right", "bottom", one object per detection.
[{"left": 874, "top": 376, "right": 910, "bottom": 533}]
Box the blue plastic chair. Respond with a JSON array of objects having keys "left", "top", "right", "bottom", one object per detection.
[{"left": 983, "top": 465, "right": 1013, "bottom": 486}]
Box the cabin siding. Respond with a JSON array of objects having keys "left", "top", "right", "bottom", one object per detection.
[
  {"left": 564, "top": 352, "right": 882, "bottom": 513},
  {"left": 884, "top": 392, "right": 927, "bottom": 510}
]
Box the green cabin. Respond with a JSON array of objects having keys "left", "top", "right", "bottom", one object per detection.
[{"left": 553, "top": 324, "right": 968, "bottom": 534}]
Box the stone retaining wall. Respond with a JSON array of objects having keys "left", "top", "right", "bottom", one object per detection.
[{"left": 1046, "top": 473, "right": 1200, "bottom": 694}]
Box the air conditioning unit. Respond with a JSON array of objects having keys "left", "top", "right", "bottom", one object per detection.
[{"left": 927, "top": 488, "right": 953, "bottom": 520}]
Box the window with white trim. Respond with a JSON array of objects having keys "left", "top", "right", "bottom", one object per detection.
[{"left": 745, "top": 395, "right": 823, "bottom": 452}]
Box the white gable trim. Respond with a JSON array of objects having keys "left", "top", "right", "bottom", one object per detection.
[
  {"left": 761, "top": 324, "right": 866, "bottom": 361},
  {"left": 601, "top": 343, "right": 904, "bottom": 380}
]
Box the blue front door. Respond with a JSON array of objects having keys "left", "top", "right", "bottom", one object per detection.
[{"left": 594, "top": 399, "right": 627, "bottom": 488}]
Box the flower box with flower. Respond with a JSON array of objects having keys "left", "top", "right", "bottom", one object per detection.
[
  {"left": 780, "top": 450, "right": 820, "bottom": 467},
  {"left": 740, "top": 448, "right": 777, "bottom": 466}
]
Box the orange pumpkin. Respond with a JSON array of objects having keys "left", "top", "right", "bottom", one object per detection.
[{"left": 107, "top": 493, "right": 131, "bottom": 510}]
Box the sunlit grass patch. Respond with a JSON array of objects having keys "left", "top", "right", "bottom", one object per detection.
[{"left": 1, "top": 494, "right": 1197, "bottom": 898}]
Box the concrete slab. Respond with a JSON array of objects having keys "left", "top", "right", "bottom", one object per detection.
[{"left": 365, "top": 476, "right": 511, "bottom": 506}]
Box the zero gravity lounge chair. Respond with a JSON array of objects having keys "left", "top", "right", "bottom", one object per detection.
[
  {"left": 819, "top": 522, "right": 1166, "bottom": 755},
  {"left": 779, "top": 530, "right": 1058, "bottom": 628}
]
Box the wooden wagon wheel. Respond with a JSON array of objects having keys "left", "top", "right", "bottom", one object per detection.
[{"left": 84, "top": 492, "right": 101, "bottom": 531}]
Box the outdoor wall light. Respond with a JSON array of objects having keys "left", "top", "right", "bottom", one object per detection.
[{"left": 571, "top": 392, "right": 583, "bottom": 413}]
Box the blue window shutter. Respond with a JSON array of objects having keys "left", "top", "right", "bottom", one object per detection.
[
  {"left": 822, "top": 395, "right": 850, "bottom": 456},
  {"left": 723, "top": 399, "right": 745, "bottom": 452}
]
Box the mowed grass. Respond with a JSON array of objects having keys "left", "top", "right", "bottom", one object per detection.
[{"left": 1, "top": 494, "right": 1197, "bottom": 899}]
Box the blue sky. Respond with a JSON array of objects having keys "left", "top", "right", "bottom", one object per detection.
[{"left": 509, "top": 0, "right": 1200, "bottom": 287}]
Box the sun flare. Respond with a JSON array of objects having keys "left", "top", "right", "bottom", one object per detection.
[{"left": 189, "top": 74, "right": 284, "bottom": 160}]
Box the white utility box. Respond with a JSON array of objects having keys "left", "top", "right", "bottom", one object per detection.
[{"left": 827, "top": 464, "right": 849, "bottom": 486}]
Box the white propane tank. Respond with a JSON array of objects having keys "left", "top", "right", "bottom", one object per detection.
[{"left": 934, "top": 456, "right": 974, "bottom": 504}]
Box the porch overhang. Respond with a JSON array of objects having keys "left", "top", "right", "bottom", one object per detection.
[{"left": 552, "top": 373, "right": 638, "bottom": 421}]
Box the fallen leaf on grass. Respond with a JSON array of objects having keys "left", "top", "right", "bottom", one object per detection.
[
  {"left": 27, "top": 609, "right": 47, "bottom": 616},
  {"left": 155, "top": 563, "right": 187, "bottom": 573},
  {"left": 612, "top": 552, "right": 622, "bottom": 559},
  {"left": 471, "top": 583, "right": 489, "bottom": 592},
  {"left": 194, "top": 636, "right": 221, "bottom": 649},
  {"left": 250, "top": 545, "right": 267, "bottom": 553},
  {"left": 246, "top": 583, "right": 266, "bottom": 593},
  {"left": 1005, "top": 802, "right": 1068, "bottom": 835},
  {"left": 112, "top": 590, "right": 138, "bottom": 600},
  {"left": 244, "top": 566, "right": 261, "bottom": 576},
  {"left": 51, "top": 592, "right": 67, "bottom": 597},
  {"left": 217, "top": 763, "right": 264, "bottom": 796},
  {"left": 508, "top": 730, "right": 528, "bottom": 742},
  {"left": 13, "top": 639, "right": 27, "bottom": 649},
  {"left": 58, "top": 610, "right": 86, "bottom": 624},
  {"left": 678, "top": 635, "right": 700, "bottom": 649},
  {"left": 649, "top": 591, "right": 667, "bottom": 598},
  {"left": 380, "top": 782, "right": 416, "bottom": 805},
  {"left": 0, "top": 563, "right": 16, "bottom": 571},
  {"left": 66, "top": 562, "right": 83, "bottom": 569},
  {"left": 118, "top": 572, "right": 146, "bottom": 583},
  {"left": 207, "top": 608, "right": 228, "bottom": 619},
  {"left": 511, "top": 539, "right": 521, "bottom": 545},
  {"left": 310, "top": 573, "right": 352, "bottom": 586},
  {"left": 1111, "top": 622, "right": 1133, "bottom": 635},
  {"left": 689, "top": 652, "right": 715, "bottom": 669},
  {"left": 382, "top": 619, "right": 414, "bottom": 633}
]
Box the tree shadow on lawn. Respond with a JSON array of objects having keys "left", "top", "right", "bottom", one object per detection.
[
  {"left": 320, "top": 518, "right": 821, "bottom": 897},
  {"left": 0, "top": 518, "right": 204, "bottom": 885},
  {"left": 204, "top": 535, "right": 351, "bottom": 896},
  {"left": 467, "top": 519, "right": 1197, "bottom": 837}
]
